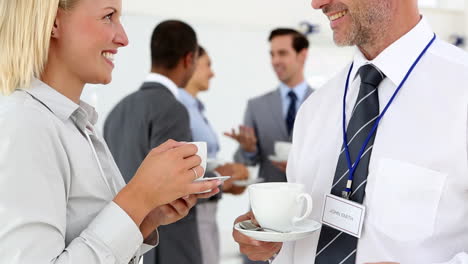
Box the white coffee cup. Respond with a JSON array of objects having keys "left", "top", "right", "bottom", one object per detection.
[
  {"left": 247, "top": 166, "right": 259, "bottom": 181},
  {"left": 190, "top": 141, "right": 207, "bottom": 179},
  {"left": 274, "top": 141, "right": 292, "bottom": 160},
  {"left": 249, "top": 182, "right": 312, "bottom": 232}
]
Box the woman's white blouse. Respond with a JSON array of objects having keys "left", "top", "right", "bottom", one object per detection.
[{"left": 0, "top": 79, "right": 157, "bottom": 263}]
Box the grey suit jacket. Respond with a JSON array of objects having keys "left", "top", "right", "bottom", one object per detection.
[
  {"left": 103, "top": 82, "right": 202, "bottom": 264},
  {"left": 235, "top": 86, "right": 314, "bottom": 183}
]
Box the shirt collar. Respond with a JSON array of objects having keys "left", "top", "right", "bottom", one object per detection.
[
  {"left": 351, "top": 17, "right": 434, "bottom": 87},
  {"left": 178, "top": 88, "right": 198, "bottom": 107},
  {"left": 279, "top": 80, "right": 309, "bottom": 102},
  {"left": 178, "top": 88, "right": 206, "bottom": 113},
  {"left": 145, "top": 73, "right": 180, "bottom": 99},
  {"left": 21, "top": 79, "right": 99, "bottom": 130}
]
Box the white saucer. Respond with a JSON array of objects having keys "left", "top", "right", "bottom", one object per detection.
[
  {"left": 268, "top": 155, "right": 288, "bottom": 163},
  {"left": 233, "top": 177, "right": 264, "bottom": 187},
  {"left": 235, "top": 219, "right": 321, "bottom": 242},
  {"left": 193, "top": 176, "right": 231, "bottom": 194},
  {"left": 194, "top": 175, "right": 231, "bottom": 182}
]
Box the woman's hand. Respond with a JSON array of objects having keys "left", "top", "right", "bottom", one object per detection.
[
  {"left": 114, "top": 140, "right": 222, "bottom": 227},
  {"left": 140, "top": 189, "right": 220, "bottom": 238}
]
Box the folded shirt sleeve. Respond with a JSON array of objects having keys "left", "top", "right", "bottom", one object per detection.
[{"left": 140, "top": 229, "right": 159, "bottom": 255}]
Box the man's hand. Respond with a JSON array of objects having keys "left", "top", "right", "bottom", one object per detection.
[
  {"left": 216, "top": 163, "right": 248, "bottom": 194},
  {"left": 233, "top": 211, "right": 282, "bottom": 261},
  {"left": 271, "top": 161, "right": 287, "bottom": 172},
  {"left": 224, "top": 125, "right": 258, "bottom": 153},
  {"left": 216, "top": 163, "right": 249, "bottom": 181}
]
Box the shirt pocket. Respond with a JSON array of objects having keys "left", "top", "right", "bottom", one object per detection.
[{"left": 370, "top": 158, "right": 447, "bottom": 242}]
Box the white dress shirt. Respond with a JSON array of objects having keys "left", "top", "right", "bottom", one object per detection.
[
  {"left": 0, "top": 79, "right": 157, "bottom": 263},
  {"left": 274, "top": 18, "right": 468, "bottom": 264},
  {"left": 145, "top": 73, "right": 180, "bottom": 99}
]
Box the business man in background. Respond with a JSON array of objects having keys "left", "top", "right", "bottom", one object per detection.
[{"left": 104, "top": 20, "right": 202, "bottom": 264}]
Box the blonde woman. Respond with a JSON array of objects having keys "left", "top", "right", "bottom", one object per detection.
[{"left": 0, "top": 0, "right": 221, "bottom": 263}]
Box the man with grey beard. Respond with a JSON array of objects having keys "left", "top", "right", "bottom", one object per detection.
[{"left": 232, "top": 0, "right": 468, "bottom": 264}]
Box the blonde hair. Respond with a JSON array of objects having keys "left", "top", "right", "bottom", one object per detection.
[{"left": 0, "top": 0, "right": 78, "bottom": 95}]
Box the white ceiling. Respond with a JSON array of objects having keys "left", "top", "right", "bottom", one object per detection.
[
  {"left": 122, "top": 0, "right": 468, "bottom": 47},
  {"left": 122, "top": 0, "right": 467, "bottom": 27},
  {"left": 123, "top": 0, "right": 330, "bottom": 29}
]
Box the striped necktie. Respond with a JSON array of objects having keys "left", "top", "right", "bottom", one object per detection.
[{"left": 315, "top": 64, "right": 385, "bottom": 264}]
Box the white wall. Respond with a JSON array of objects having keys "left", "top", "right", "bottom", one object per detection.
[
  {"left": 421, "top": 8, "right": 466, "bottom": 42},
  {"left": 122, "top": 0, "right": 329, "bottom": 29}
]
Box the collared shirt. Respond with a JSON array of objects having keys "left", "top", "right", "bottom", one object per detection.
[
  {"left": 275, "top": 18, "right": 468, "bottom": 264},
  {"left": 0, "top": 79, "right": 157, "bottom": 263},
  {"left": 145, "top": 73, "right": 180, "bottom": 99},
  {"left": 279, "top": 81, "right": 310, "bottom": 118},
  {"left": 178, "top": 89, "right": 219, "bottom": 158}
]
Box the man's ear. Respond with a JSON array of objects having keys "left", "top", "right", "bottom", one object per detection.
[
  {"left": 298, "top": 48, "right": 308, "bottom": 64},
  {"left": 183, "top": 51, "right": 196, "bottom": 68}
]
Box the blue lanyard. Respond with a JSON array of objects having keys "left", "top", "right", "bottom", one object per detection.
[{"left": 341, "top": 33, "right": 436, "bottom": 199}]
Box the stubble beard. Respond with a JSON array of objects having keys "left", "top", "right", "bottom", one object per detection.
[{"left": 333, "top": 1, "right": 392, "bottom": 49}]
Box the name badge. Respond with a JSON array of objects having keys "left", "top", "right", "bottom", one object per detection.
[{"left": 321, "top": 194, "right": 366, "bottom": 238}]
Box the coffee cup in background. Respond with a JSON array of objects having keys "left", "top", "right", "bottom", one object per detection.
[
  {"left": 247, "top": 166, "right": 259, "bottom": 181},
  {"left": 274, "top": 141, "right": 292, "bottom": 161},
  {"left": 248, "top": 182, "right": 312, "bottom": 232}
]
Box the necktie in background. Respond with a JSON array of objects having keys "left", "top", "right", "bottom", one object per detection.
[{"left": 286, "top": 91, "right": 298, "bottom": 136}]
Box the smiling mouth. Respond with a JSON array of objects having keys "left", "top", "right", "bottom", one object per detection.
[
  {"left": 328, "top": 10, "right": 348, "bottom": 21},
  {"left": 102, "top": 52, "right": 115, "bottom": 62}
]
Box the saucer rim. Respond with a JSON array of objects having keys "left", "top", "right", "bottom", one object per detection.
[
  {"left": 234, "top": 219, "right": 321, "bottom": 242},
  {"left": 268, "top": 155, "right": 288, "bottom": 162},
  {"left": 194, "top": 175, "right": 231, "bottom": 182},
  {"left": 232, "top": 177, "right": 264, "bottom": 187}
]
